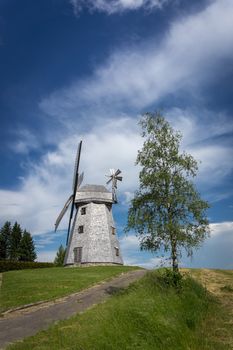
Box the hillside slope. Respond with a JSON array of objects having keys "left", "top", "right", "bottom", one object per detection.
[
  {"left": 0, "top": 265, "right": 138, "bottom": 313},
  {"left": 7, "top": 269, "right": 233, "bottom": 350}
]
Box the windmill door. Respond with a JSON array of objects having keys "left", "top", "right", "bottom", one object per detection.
[{"left": 74, "top": 247, "right": 82, "bottom": 263}]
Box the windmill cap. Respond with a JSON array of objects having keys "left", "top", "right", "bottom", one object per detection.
[
  {"left": 75, "top": 184, "right": 113, "bottom": 204},
  {"left": 78, "top": 184, "right": 110, "bottom": 193}
]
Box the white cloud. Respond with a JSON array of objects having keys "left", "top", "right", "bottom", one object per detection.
[
  {"left": 36, "top": 250, "right": 57, "bottom": 262},
  {"left": 0, "top": 110, "right": 232, "bottom": 236},
  {"left": 184, "top": 221, "right": 233, "bottom": 269},
  {"left": 0, "top": 117, "right": 142, "bottom": 234},
  {"left": 9, "top": 129, "right": 40, "bottom": 155},
  {"left": 120, "top": 221, "right": 233, "bottom": 269},
  {"left": 210, "top": 221, "right": 233, "bottom": 237},
  {"left": 70, "top": 0, "right": 168, "bottom": 15},
  {"left": 42, "top": 0, "right": 233, "bottom": 117}
]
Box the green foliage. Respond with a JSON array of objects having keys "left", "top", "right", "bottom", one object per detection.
[
  {"left": 9, "top": 222, "right": 22, "bottom": 261},
  {"left": 0, "top": 221, "right": 11, "bottom": 259},
  {"left": 126, "top": 112, "right": 210, "bottom": 271},
  {"left": 0, "top": 266, "right": 138, "bottom": 312},
  {"left": 0, "top": 260, "right": 54, "bottom": 272},
  {"left": 18, "top": 230, "right": 37, "bottom": 262},
  {"left": 0, "top": 221, "right": 37, "bottom": 262},
  {"left": 6, "top": 270, "right": 231, "bottom": 350},
  {"left": 54, "top": 245, "right": 66, "bottom": 266},
  {"left": 157, "top": 268, "right": 183, "bottom": 289}
]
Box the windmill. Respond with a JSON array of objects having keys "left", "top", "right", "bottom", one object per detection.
[
  {"left": 54, "top": 140, "right": 84, "bottom": 246},
  {"left": 106, "top": 169, "right": 123, "bottom": 202},
  {"left": 55, "top": 141, "right": 123, "bottom": 266}
]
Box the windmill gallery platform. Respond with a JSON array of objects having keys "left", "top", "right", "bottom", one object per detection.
[{"left": 64, "top": 184, "right": 123, "bottom": 266}]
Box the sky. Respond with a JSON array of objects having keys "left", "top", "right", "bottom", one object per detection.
[{"left": 0, "top": 0, "right": 232, "bottom": 269}]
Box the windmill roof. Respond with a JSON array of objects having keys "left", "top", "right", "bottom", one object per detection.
[{"left": 77, "top": 184, "right": 111, "bottom": 193}]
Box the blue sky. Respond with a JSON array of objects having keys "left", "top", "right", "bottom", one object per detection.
[{"left": 0, "top": 0, "right": 232, "bottom": 268}]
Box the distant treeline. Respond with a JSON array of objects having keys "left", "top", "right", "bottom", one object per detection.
[{"left": 0, "top": 221, "right": 37, "bottom": 262}]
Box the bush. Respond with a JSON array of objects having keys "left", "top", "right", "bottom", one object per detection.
[
  {"left": 0, "top": 260, "right": 54, "bottom": 272},
  {"left": 157, "top": 268, "right": 183, "bottom": 289}
]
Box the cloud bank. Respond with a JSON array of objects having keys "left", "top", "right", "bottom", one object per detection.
[{"left": 120, "top": 221, "right": 233, "bottom": 269}]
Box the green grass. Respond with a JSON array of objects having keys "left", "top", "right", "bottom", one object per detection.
[
  {"left": 6, "top": 270, "right": 232, "bottom": 350},
  {"left": 0, "top": 265, "right": 138, "bottom": 313}
]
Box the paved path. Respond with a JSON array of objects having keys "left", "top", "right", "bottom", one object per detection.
[{"left": 0, "top": 269, "right": 146, "bottom": 349}]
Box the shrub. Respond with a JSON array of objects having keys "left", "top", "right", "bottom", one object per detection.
[
  {"left": 0, "top": 260, "right": 54, "bottom": 272},
  {"left": 157, "top": 268, "right": 183, "bottom": 289}
]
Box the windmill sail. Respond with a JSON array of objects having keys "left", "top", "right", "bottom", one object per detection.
[
  {"left": 66, "top": 140, "right": 82, "bottom": 245},
  {"left": 54, "top": 194, "right": 73, "bottom": 231},
  {"left": 54, "top": 140, "right": 83, "bottom": 246}
]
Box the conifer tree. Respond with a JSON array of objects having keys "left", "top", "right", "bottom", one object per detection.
[
  {"left": 0, "top": 221, "right": 12, "bottom": 260},
  {"left": 126, "top": 112, "right": 210, "bottom": 272},
  {"left": 54, "top": 245, "right": 66, "bottom": 266},
  {"left": 19, "top": 230, "right": 37, "bottom": 262},
  {"left": 9, "top": 222, "right": 22, "bottom": 261}
]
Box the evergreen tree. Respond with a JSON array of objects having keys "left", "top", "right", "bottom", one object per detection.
[
  {"left": 126, "top": 112, "right": 210, "bottom": 272},
  {"left": 54, "top": 245, "right": 66, "bottom": 266},
  {"left": 9, "top": 222, "right": 22, "bottom": 261},
  {"left": 0, "top": 221, "right": 12, "bottom": 260},
  {"left": 19, "top": 230, "right": 37, "bottom": 262}
]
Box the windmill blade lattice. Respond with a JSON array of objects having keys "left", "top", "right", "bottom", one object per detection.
[
  {"left": 106, "top": 168, "right": 123, "bottom": 202},
  {"left": 54, "top": 194, "right": 73, "bottom": 232}
]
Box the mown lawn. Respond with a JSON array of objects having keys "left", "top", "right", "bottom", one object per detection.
[
  {"left": 6, "top": 269, "right": 233, "bottom": 350},
  {"left": 0, "top": 265, "right": 138, "bottom": 313}
]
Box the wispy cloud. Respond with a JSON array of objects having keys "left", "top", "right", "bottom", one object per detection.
[
  {"left": 70, "top": 0, "right": 169, "bottom": 15},
  {"left": 42, "top": 0, "right": 233, "bottom": 117},
  {"left": 36, "top": 250, "right": 57, "bottom": 262},
  {"left": 9, "top": 129, "right": 40, "bottom": 155}
]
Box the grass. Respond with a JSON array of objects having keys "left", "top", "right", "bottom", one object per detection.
[
  {"left": 0, "top": 265, "right": 138, "bottom": 313},
  {"left": 6, "top": 269, "right": 233, "bottom": 350},
  {"left": 220, "top": 285, "right": 233, "bottom": 293}
]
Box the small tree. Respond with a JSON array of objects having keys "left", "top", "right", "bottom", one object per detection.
[
  {"left": 54, "top": 245, "right": 66, "bottom": 266},
  {"left": 126, "top": 112, "right": 210, "bottom": 272},
  {"left": 19, "top": 230, "right": 37, "bottom": 262},
  {"left": 0, "top": 221, "right": 12, "bottom": 260},
  {"left": 9, "top": 222, "right": 22, "bottom": 261}
]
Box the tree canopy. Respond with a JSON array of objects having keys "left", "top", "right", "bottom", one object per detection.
[
  {"left": 0, "top": 221, "right": 36, "bottom": 262},
  {"left": 19, "top": 230, "right": 37, "bottom": 262},
  {"left": 54, "top": 245, "right": 66, "bottom": 266},
  {"left": 126, "top": 112, "right": 210, "bottom": 271},
  {"left": 0, "top": 221, "right": 11, "bottom": 260}
]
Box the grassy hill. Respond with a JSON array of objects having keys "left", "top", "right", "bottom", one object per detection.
[
  {"left": 0, "top": 265, "right": 138, "bottom": 313},
  {"left": 6, "top": 268, "right": 233, "bottom": 350}
]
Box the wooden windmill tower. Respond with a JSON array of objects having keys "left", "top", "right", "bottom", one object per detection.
[{"left": 55, "top": 141, "right": 123, "bottom": 266}]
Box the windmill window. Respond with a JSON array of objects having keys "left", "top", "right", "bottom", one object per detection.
[
  {"left": 111, "top": 226, "right": 116, "bottom": 235},
  {"left": 74, "top": 247, "right": 82, "bottom": 263},
  {"left": 81, "top": 207, "right": 86, "bottom": 215},
  {"left": 78, "top": 225, "right": 84, "bottom": 234},
  {"left": 115, "top": 247, "right": 119, "bottom": 256}
]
